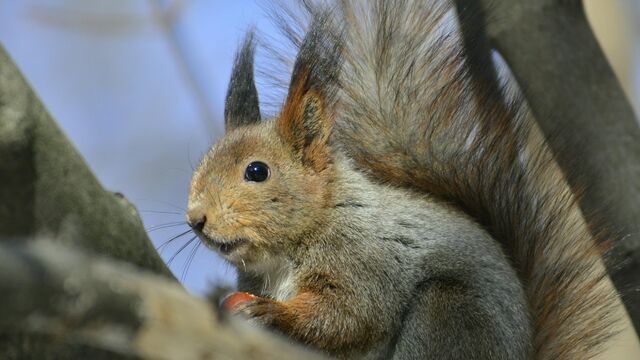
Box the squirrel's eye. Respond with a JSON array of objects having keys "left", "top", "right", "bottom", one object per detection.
[{"left": 244, "top": 161, "right": 270, "bottom": 182}]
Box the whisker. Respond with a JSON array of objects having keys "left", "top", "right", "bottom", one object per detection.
[
  {"left": 264, "top": 273, "right": 271, "bottom": 294},
  {"left": 156, "top": 229, "right": 193, "bottom": 253},
  {"left": 168, "top": 235, "right": 199, "bottom": 266},
  {"left": 205, "top": 187, "right": 224, "bottom": 215},
  {"left": 146, "top": 221, "right": 188, "bottom": 233},
  {"left": 180, "top": 241, "right": 202, "bottom": 282},
  {"left": 142, "top": 199, "right": 186, "bottom": 212},
  {"left": 224, "top": 262, "right": 231, "bottom": 277},
  {"left": 213, "top": 188, "right": 224, "bottom": 213},
  {"left": 140, "top": 209, "right": 184, "bottom": 215},
  {"left": 187, "top": 145, "right": 197, "bottom": 172}
]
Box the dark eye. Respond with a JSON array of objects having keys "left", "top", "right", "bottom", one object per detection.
[{"left": 244, "top": 161, "right": 270, "bottom": 182}]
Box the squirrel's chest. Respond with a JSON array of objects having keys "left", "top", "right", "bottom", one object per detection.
[{"left": 254, "top": 262, "right": 297, "bottom": 301}]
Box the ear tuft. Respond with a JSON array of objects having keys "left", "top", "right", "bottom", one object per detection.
[
  {"left": 277, "top": 13, "right": 342, "bottom": 170},
  {"left": 224, "top": 31, "right": 261, "bottom": 132}
]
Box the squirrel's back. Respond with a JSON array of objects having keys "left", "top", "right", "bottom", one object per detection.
[{"left": 277, "top": 1, "right": 619, "bottom": 359}]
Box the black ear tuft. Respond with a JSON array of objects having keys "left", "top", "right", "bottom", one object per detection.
[
  {"left": 224, "top": 31, "right": 261, "bottom": 131},
  {"left": 286, "top": 13, "right": 342, "bottom": 108},
  {"left": 277, "top": 13, "right": 343, "bottom": 170}
]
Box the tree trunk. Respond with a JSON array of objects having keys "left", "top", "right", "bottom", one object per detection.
[
  {"left": 454, "top": 0, "right": 640, "bottom": 333},
  {"left": 0, "top": 44, "right": 173, "bottom": 359}
]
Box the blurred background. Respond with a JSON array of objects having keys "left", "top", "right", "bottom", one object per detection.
[{"left": 0, "top": 0, "right": 638, "bottom": 295}]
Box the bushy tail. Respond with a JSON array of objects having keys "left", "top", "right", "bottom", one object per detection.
[{"left": 275, "top": 0, "right": 619, "bottom": 358}]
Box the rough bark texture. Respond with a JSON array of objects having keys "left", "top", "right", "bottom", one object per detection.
[
  {"left": 454, "top": 0, "right": 640, "bottom": 333},
  {"left": 0, "top": 241, "right": 324, "bottom": 360},
  {"left": 0, "top": 45, "right": 173, "bottom": 358},
  {"left": 0, "top": 46, "right": 172, "bottom": 275}
]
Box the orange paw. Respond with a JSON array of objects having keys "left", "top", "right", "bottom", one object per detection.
[{"left": 221, "top": 292, "right": 257, "bottom": 311}]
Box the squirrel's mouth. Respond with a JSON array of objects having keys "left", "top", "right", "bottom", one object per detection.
[
  {"left": 198, "top": 234, "right": 248, "bottom": 255},
  {"left": 215, "top": 238, "right": 247, "bottom": 255}
]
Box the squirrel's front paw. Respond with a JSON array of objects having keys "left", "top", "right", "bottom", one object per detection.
[{"left": 228, "top": 296, "right": 287, "bottom": 330}]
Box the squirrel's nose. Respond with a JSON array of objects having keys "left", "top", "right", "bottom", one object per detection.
[{"left": 188, "top": 213, "right": 207, "bottom": 232}]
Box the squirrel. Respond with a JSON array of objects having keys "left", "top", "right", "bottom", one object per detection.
[{"left": 186, "top": 1, "right": 628, "bottom": 359}]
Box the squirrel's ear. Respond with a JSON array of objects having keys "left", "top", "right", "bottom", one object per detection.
[
  {"left": 277, "top": 16, "right": 342, "bottom": 171},
  {"left": 224, "top": 31, "right": 261, "bottom": 132}
]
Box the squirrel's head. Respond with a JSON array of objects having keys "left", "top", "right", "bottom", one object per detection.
[{"left": 187, "top": 22, "right": 342, "bottom": 268}]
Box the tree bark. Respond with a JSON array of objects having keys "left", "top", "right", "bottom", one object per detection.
[
  {"left": 0, "top": 44, "right": 173, "bottom": 358},
  {"left": 0, "top": 45, "right": 172, "bottom": 275},
  {"left": 0, "top": 241, "right": 324, "bottom": 360}
]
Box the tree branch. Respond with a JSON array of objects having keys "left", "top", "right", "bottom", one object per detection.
[
  {"left": 0, "top": 240, "right": 325, "bottom": 360},
  {"left": 0, "top": 43, "right": 175, "bottom": 358},
  {"left": 0, "top": 45, "right": 172, "bottom": 276}
]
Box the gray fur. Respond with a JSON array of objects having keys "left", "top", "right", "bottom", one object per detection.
[{"left": 238, "top": 156, "right": 531, "bottom": 359}]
